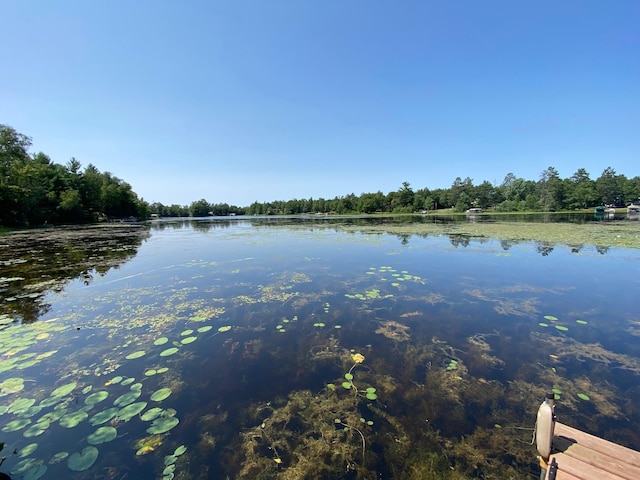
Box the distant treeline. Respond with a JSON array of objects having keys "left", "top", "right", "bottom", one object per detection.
[
  {"left": 3, "top": 124, "right": 639, "bottom": 225},
  {"left": 1, "top": 124, "right": 150, "bottom": 227},
  {"left": 152, "top": 168, "right": 640, "bottom": 217}
]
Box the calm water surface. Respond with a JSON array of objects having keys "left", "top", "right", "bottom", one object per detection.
[{"left": 1, "top": 218, "right": 639, "bottom": 479}]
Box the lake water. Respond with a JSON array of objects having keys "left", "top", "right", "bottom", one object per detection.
[{"left": 1, "top": 217, "right": 639, "bottom": 479}]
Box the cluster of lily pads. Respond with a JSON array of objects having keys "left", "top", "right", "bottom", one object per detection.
[{"left": 538, "top": 314, "right": 588, "bottom": 331}]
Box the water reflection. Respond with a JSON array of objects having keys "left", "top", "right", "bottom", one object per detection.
[{"left": 0, "top": 225, "right": 149, "bottom": 323}]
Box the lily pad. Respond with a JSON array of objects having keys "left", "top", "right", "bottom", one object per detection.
[
  {"left": 84, "top": 391, "right": 109, "bottom": 406},
  {"left": 126, "top": 351, "right": 146, "bottom": 360},
  {"left": 160, "top": 347, "right": 179, "bottom": 357},
  {"left": 121, "top": 378, "right": 135, "bottom": 386},
  {"left": 140, "top": 407, "right": 164, "bottom": 421},
  {"left": 59, "top": 410, "right": 88, "bottom": 428},
  {"left": 197, "top": 326, "right": 212, "bottom": 333},
  {"left": 174, "top": 445, "right": 187, "bottom": 456},
  {"left": 217, "top": 326, "right": 231, "bottom": 332},
  {"left": 8, "top": 397, "right": 36, "bottom": 414},
  {"left": 544, "top": 315, "right": 558, "bottom": 321},
  {"left": 577, "top": 393, "right": 590, "bottom": 401},
  {"left": 51, "top": 382, "right": 77, "bottom": 397},
  {"left": 180, "top": 336, "right": 197, "bottom": 345},
  {"left": 144, "top": 369, "right": 157, "bottom": 376},
  {"left": 23, "top": 422, "right": 49, "bottom": 437},
  {"left": 2, "top": 418, "right": 31, "bottom": 432},
  {"left": 555, "top": 325, "right": 569, "bottom": 331},
  {"left": 154, "top": 337, "right": 169, "bottom": 346},
  {"left": 19, "top": 443, "right": 39, "bottom": 457},
  {"left": 89, "top": 407, "right": 119, "bottom": 426},
  {"left": 576, "top": 320, "right": 588, "bottom": 325},
  {"left": 180, "top": 329, "right": 194, "bottom": 336},
  {"left": 68, "top": 446, "right": 99, "bottom": 471},
  {"left": 114, "top": 390, "right": 142, "bottom": 407},
  {"left": 147, "top": 416, "right": 179, "bottom": 434},
  {"left": 0, "top": 377, "right": 25, "bottom": 394},
  {"left": 24, "top": 463, "right": 48, "bottom": 479},
  {"left": 49, "top": 452, "right": 69, "bottom": 464},
  {"left": 115, "top": 401, "right": 148, "bottom": 422},
  {"left": 87, "top": 426, "right": 118, "bottom": 444},
  {"left": 150, "top": 388, "right": 172, "bottom": 402}
]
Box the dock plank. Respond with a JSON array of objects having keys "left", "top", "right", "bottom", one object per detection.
[{"left": 544, "top": 423, "right": 640, "bottom": 480}]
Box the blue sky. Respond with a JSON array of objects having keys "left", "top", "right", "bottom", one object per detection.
[{"left": 2, "top": 1, "right": 638, "bottom": 206}]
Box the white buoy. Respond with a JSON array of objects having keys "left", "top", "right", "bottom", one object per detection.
[{"left": 536, "top": 391, "right": 556, "bottom": 460}]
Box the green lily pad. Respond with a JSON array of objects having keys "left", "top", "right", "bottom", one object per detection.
[
  {"left": 160, "top": 347, "right": 179, "bottom": 357},
  {"left": 82, "top": 385, "right": 92, "bottom": 394},
  {"left": 197, "top": 326, "right": 212, "bottom": 333},
  {"left": 10, "top": 457, "right": 40, "bottom": 475},
  {"left": 555, "top": 325, "right": 569, "bottom": 331},
  {"left": 19, "top": 443, "right": 38, "bottom": 457},
  {"left": 154, "top": 337, "right": 169, "bottom": 346},
  {"left": 140, "top": 407, "right": 164, "bottom": 421},
  {"left": 23, "top": 422, "right": 49, "bottom": 438},
  {"left": 126, "top": 351, "right": 146, "bottom": 360},
  {"left": 217, "top": 326, "right": 231, "bottom": 332},
  {"left": 341, "top": 382, "right": 352, "bottom": 390},
  {"left": 180, "top": 336, "right": 197, "bottom": 345},
  {"left": 85, "top": 391, "right": 109, "bottom": 406},
  {"left": 130, "top": 383, "right": 143, "bottom": 391},
  {"left": 8, "top": 397, "right": 36, "bottom": 414},
  {"left": 147, "top": 416, "right": 179, "bottom": 434},
  {"left": 150, "top": 388, "right": 172, "bottom": 402},
  {"left": 38, "top": 396, "right": 62, "bottom": 408},
  {"left": 51, "top": 382, "right": 77, "bottom": 397},
  {"left": 144, "top": 369, "right": 157, "bottom": 376},
  {"left": 23, "top": 463, "right": 48, "bottom": 479},
  {"left": 2, "top": 418, "right": 31, "bottom": 432},
  {"left": 163, "top": 464, "right": 176, "bottom": 475},
  {"left": 577, "top": 393, "right": 590, "bottom": 401},
  {"left": 114, "top": 390, "right": 142, "bottom": 407},
  {"left": 174, "top": 445, "right": 187, "bottom": 456},
  {"left": 49, "top": 452, "right": 69, "bottom": 464},
  {"left": 0, "top": 377, "right": 25, "bottom": 394},
  {"left": 89, "top": 407, "right": 119, "bottom": 426},
  {"left": 366, "top": 393, "right": 378, "bottom": 400},
  {"left": 180, "top": 329, "right": 194, "bottom": 336},
  {"left": 164, "top": 454, "right": 177, "bottom": 466},
  {"left": 59, "top": 410, "right": 88, "bottom": 428},
  {"left": 87, "top": 426, "right": 118, "bottom": 444},
  {"left": 68, "top": 446, "right": 99, "bottom": 471},
  {"left": 576, "top": 320, "right": 588, "bottom": 325},
  {"left": 121, "top": 378, "right": 135, "bottom": 386},
  {"left": 539, "top": 322, "right": 549, "bottom": 327},
  {"left": 156, "top": 367, "right": 169, "bottom": 374},
  {"left": 544, "top": 315, "right": 558, "bottom": 321},
  {"left": 108, "top": 376, "right": 123, "bottom": 385},
  {"left": 115, "top": 401, "right": 148, "bottom": 422}
]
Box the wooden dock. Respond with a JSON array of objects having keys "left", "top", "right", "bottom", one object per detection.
[{"left": 544, "top": 422, "right": 640, "bottom": 480}]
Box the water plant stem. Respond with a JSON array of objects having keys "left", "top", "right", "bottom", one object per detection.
[{"left": 338, "top": 422, "right": 366, "bottom": 465}]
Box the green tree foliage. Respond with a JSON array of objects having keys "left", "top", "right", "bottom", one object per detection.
[{"left": 0, "top": 124, "right": 150, "bottom": 226}]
